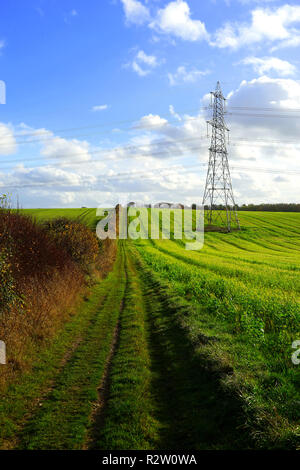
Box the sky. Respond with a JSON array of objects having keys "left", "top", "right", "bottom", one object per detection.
[{"left": 0, "top": 0, "right": 300, "bottom": 208}]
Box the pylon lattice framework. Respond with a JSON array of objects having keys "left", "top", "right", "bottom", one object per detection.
[{"left": 202, "top": 81, "right": 240, "bottom": 232}]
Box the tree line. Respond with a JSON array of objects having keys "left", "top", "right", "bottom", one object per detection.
[{"left": 202, "top": 203, "right": 300, "bottom": 212}]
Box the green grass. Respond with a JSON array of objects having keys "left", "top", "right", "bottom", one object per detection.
[
  {"left": 4, "top": 208, "right": 300, "bottom": 448},
  {"left": 16, "top": 247, "right": 126, "bottom": 450},
  {"left": 134, "top": 210, "right": 300, "bottom": 447},
  {"left": 20, "top": 208, "right": 99, "bottom": 230},
  {"left": 0, "top": 278, "right": 107, "bottom": 449}
]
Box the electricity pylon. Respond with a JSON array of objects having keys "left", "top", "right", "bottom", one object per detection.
[{"left": 202, "top": 81, "right": 240, "bottom": 232}]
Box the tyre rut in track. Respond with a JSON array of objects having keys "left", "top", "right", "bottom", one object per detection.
[{"left": 84, "top": 243, "right": 129, "bottom": 449}]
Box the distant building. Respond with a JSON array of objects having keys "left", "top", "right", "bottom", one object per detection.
[{"left": 154, "top": 202, "right": 173, "bottom": 208}]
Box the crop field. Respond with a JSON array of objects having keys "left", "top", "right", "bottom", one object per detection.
[
  {"left": 1, "top": 209, "right": 299, "bottom": 450},
  {"left": 21, "top": 208, "right": 98, "bottom": 229},
  {"left": 135, "top": 211, "right": 300, "bottom": 443}
]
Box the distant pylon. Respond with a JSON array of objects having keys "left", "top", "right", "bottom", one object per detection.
[{"left": 202, "top": 81, "right": 240, "bottom": 232}]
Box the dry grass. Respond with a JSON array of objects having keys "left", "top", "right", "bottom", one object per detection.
[{"left": 0, "top": 210, "right": 114, "bottom": 391}]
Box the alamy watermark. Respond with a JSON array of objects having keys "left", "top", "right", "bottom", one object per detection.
[
  {"left": 0, "top": 80, "right": 6, "bottom": 104},
  {"left": 292, "top": 340, "right": 300, "bottom": 365},
  {"left": 0, "top": 341, "right": 6, "bottom": 365},
  {"left": 96, "top": 203, "right": 204, "bottom": 251}
]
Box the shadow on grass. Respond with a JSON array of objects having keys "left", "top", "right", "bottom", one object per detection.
[{"left": 139, "top": 266, "right": 255, "bottom": 450}]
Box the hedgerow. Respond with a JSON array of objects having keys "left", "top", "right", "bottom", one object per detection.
[
  {"left": 43, "top": 218, "right": 100, "bottom": 271},
  {"left": 0, "top": 206, "right": 104, "bottom": 388}
]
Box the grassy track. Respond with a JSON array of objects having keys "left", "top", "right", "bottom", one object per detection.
[
  {"left": 91, "top": 242, "right": 161, "bottom": 450},
  {"left": 17, "top": 246, "right": 127, "bottom": 450}
]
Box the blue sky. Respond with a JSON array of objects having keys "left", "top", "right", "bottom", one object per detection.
[{"left": 0, "top": 0, "right": 300, "bottom": 207}]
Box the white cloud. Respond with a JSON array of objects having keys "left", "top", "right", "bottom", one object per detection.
[
  {"left": 92, "top": 104, "right": 109, "bottom": 111},
  {"left": 169, "top": 105, "right": 182, "bottom": 121},
  {"left": 137, "top": 114, "right": 169, "bottom": 129},
  {"left": 0, "top": 123, "right": 17, "bottom": 155},
  {"left": 12, "top": 123, "right": 92, "bottom": 165},
  {"left": 222, "top": 76, "right": 300, "bottom": 202},
  {"left": 132, "top": 61, "right": 150, "bottom": 76},
  {"left": 12, "top": 165, "right": 86, "bottom": 186},
  {"left": 271, "top": 35, "right": 300, "bottom": 51},
  {"left": 227, "top": 75, "right": 300, "bottom": 111},
  {"left": 131, "top": 50, "right": 159, "bottom": 76},
  {"left": 120, "top": 0, "right": 150, "bottom": 25},
  {"left": 211, "top": 4, "right": 300, "bottom": 49},
  {"left": 150, "top": 0, "right": 209, "bottom": 41},
  {"left": 241, "top": 56, "right": 296, "bottom": 76},
  {"left": 136, "top": 50, "right": 158, "bottom": 67},
  {"left": 168, "top": 65, "right": 209, "bottom": 85},
  {"left": 40, "top": 136, "right": 91, "bottom": 164},
  {"left": 0, "top": 40, "right": 5, "bottom": 50}
]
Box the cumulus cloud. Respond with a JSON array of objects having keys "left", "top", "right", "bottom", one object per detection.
[
  {"left": 0, "top": 123, "right": 17, "bottom": 155},
  {"left": 14, "top": 123, "right": 92, "bottom": 165},
  {"left": 168, "top": 65, "right": 209, "bottom": 85},
  {"left": 119, "top": 1, "right": 300, "bottom": 53},
  {"left": 211, "top": 4, "right": 300, "bottom": 49},
  {"left": 40, "top": 136, "right": 91, "bottom": 164},
  {"left": 136, "top": 114, "right": 169, "bottom": 130},
  {"left": 150, "top": 0, "right": 209, "bottom": 41},
  {"left": 222, "top": 76, "right": 300, "bottom": 201},
  {"left": 241, "top": 56, "right": 296, "bottom": 76},
  {"left": 120, "top": 0, "right": 150, "bottom": 25},
  {"left": 227, "top": 75, "right": 300, "bottom": 113}
]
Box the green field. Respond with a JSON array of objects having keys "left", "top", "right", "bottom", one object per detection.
[
  {"left": 2, "top": 209, "right": 299, "bottom": 449},
  {"left": 21, "top": 208, "right": 98, "bottom": 229}
]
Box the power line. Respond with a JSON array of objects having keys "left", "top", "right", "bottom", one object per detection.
[
  {"left": 0, "top": 136, "right": 209, "bottom": 168},
  {"left": 2, "top": 104, "right": 300, "bottom": 146},
  {"left": 0, "top": 109, "right": 205, "bottom": 140},
  {"left": 228, "top": 106, "right": 300, "bottom": 112},
  {"left": 1, "top": 131, "right": 300, "bottom": 170},
  {"left": 1, "top": 162, "right": 299, "bottom": 191}
]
